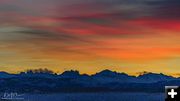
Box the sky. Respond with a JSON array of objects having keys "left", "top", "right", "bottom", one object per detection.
[{"left": 0, "top": 0, "right": 179, "bottom": 75}]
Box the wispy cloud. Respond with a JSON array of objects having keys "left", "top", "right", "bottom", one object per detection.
[{"left": 0, "top": 0, "right": 179, "bottom": 74}]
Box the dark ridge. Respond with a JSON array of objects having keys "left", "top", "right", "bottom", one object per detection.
[{"left": 0, "top": 69, "right": 179, "bottom": 93}]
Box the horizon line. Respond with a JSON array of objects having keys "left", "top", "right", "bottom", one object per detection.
[{"left": 0, "top": 68, "right": 179, "bottom": 77}]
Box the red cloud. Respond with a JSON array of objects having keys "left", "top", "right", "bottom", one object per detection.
[{"left": 128, "top": 18, "right": 180, "bottom": 32}]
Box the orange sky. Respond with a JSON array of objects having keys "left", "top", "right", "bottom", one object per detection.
[{"left": 0, "top": 0, "right": 179, "bottom": 76}]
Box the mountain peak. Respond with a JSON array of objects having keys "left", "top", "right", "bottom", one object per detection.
[
  {"left": 137, "top": 72, "right": 174, "bottom": 82},
  {"left": 100, "top": 69, "right": 115, "bottom": 73},
  {"left": 61, "top": 70, "right": 80, "bottom": 77},
  {"left": 138, "top": 72, "right": 171, "bottom": 77},
  {"left": 94, "top": 69, "right": 129, "bottom": 77}
]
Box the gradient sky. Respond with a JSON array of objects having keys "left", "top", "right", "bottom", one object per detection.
[{"left": 0, "top": 0, "right": 179, "bottom": 75}]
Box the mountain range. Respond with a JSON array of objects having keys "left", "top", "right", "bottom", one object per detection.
[{"left": 0, "top": 69, "right": 179, "bottom": 93}]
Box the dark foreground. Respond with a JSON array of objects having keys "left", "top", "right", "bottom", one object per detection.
[{"left": 0, "top": 92, "right": 164, "bottom": 101}]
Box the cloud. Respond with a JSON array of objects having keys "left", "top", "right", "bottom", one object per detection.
[{"left": 0, "top": 0, "right": 179, "bottom": 74}]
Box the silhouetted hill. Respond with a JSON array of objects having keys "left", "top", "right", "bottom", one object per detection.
[
  {"left": 138, "top": 72, "right": 174, "bottom": 83},
  {"left": 60, "top": 70, "right": 81, "bottom": 78},
  {"left": 0, "top": 69, "right": 179, "bottom": 93},
  {"left": 94, "top": 69, "right": 130, "bottom": 77},
  {"left": 0, "top": 72, "right": 16, "bottom": 78}
]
